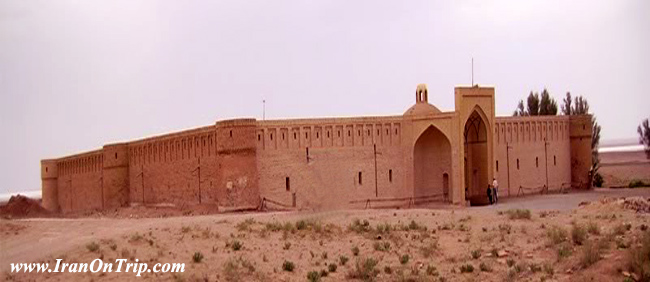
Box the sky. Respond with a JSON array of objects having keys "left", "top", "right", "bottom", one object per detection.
[{"left": 0, "top": 0, "right": 648, "bottom": 194}]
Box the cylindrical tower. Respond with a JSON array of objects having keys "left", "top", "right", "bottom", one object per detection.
[{"left": 41, "top": 159, "right": 59, "bottom": 212}]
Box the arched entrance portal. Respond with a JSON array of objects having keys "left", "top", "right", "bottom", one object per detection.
[
  {"left": 464, "top": 110, "right": 489, "bottom": 205},
  {"left": 413, "top": 125, "right": 452, "bottom": 202}
]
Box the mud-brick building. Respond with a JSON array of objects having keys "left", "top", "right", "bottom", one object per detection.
[{"left": 41, "top": 84, "right": 592, "bottom": 212}]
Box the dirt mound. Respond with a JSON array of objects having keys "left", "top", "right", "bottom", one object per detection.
[{"left": 0, "top": 194, "right": 50, "bottom": 218}]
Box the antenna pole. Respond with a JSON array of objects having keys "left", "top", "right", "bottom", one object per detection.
[
  {"left": 263, "top": 100, "right": 266, "bottom": 120},
  {"left": 471, "top": 57, "right": 474, "bottom": 85}
]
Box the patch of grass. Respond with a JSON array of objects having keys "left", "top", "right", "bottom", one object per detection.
[
  {"left": 328, "top": 263, "right": 337, "bottom": 273},
  {"left": 349, "top": 219, "right": 372, "bottom": 233},
  {"left": 228, "top": 240, "right": 243, "bottom": 251},
  {"left": 339, "top": 255, "right": 349, "bottom": 266},
  {"left": 375, "top": 223, "right": 392, "bottom": 234},
  {"left": 529, "top": 263, "right": 541, "bottom": 273},
  {"left": 420, "top": 239, "right": 440, "bottom": 258},
  {"left": 627, "top": 230, "right": 650, "bottom": 281},
  {"left": 181, "top": 226, "right": 191, "bottom": 233},
  {"left": 407, "top": 220, "right": 427, "bottom": 231},
  {"left": 505, "top": 209, "right": 532, "bottom": 220},
  {"left": 498, "top": 223, "right": 512, "bottom": 234},
  {"left": 471, "top": 249, "right": 481, "bottom": 259},
  {"left": 130, "top": 232, "right": 144, "bottom": 242},
  {"left": 352, "top": 246, "right": 360, "bottom": 256},
  {"left": 384, "top": 265, "right": 392, "bottom": 274},
  {"left": 557, "top": 244, "right": 572, "bottom": 260},
  {"left": 321, "top": 252, "right": 328, "bottom": 260},
  {"left": 307, "top": 270, "right": 321, "bottom": 282},
  {"left": 86, "top": 242, "right": 100, "bottom": 252},
  {"left": 571, "top": 224, "right": 588, "bottom": 245},
  {"left": 543, "top": 263, "right": 554, "bottom": 276},
  {"left": 425, "top": 265, "right": 438, "bottom": 276},
  {"left": 223, "top": 257, "right": 257, "bottom": 282},
  {"left": 629, "top": 179, "right": 647, "bottom": 188},
  {"left": 506, "top": 258, "right": 515, "bottom": 267},
  {"left": 459, "top": 264, "right": 474, "bottom": 273},
  {"left": 587, "top": 221, "right": 600, "bottom": 235},
  {"left": 580, "top": 240, "right": 603, "bottom": 268},
  {"left": 109, "top": 243, "right": 117, "bottom": 251},
  {"left": 546, "top": 226, "right": 568, "bottom": 245},
  {"left": 479, "top": 262, "right": 491, "bottom": 272},
  {"left": 400, "top": 254, "right": 410, "bottom": 265},
  {"left": 236, "top": 218, "right": 256, "bottom": 232},
  {"left": 373, "top": 242, "right": 391, "bottom": 252},
  {"left": 346, "top": 257, "right": 379, "bottom": 281},
  {"left": 282, "top": 260, "right": 295, "bottom": 272},
  {"left": 612, "top": 223, "right": 632, "bottom": 236},
  {"left": 192, "top": 252, "right": 204, "bottom": 263},
  {"left": 283, "top": 242, "right": 291, "bottom": 250}
]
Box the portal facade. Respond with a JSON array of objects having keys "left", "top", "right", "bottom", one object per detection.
[{"left": 40, "top": 84, "right": 593, "bottom": 212}]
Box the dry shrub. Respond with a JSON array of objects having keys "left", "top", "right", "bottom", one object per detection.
[
  {"left": 627, "top": 230, "right": 650, "bottom": 281},
  {"left": 346, "top": 257, "right": 379, "bottom": 281}
]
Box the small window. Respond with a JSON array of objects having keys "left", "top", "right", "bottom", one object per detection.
[
  {"left": 348, "top": 130, "right": 351, "bottom": 137},
  {"left": 258, "top": 134, "right": 261, "bottom": 141},
  {"left": 282, "top": 133, "right": 285, "bottom": 140},
  {"left": 327, "top": 131, "right": 330, "bottom": 138},
  {"left": 395, "top": 129, "right": 398, "bottom": 135},
  {"left": 367, "top": 129, "right": 370, "bottom": 136},
  {"left": 517, "top": 159, "right": 520, "bottom": 170},
  {"left": 536, "top": 157, "right": 539, "bottom": 168},
  {"left": 305, "top": 132, "right": 308, "bottom": 138},
  {"left": 554, "top": 155, "right": 557, "bottom": 166},
  {"left": 294, "top": 132, "right": 297, "bottom": 139},
  {"left": 358, "top": 172, "right": 362, "bottom": 185},
  {"left": 316, "top": 132, "right": 319, "bottom": 138},
  {"left": 115, "top": 153, "right": 118, "bottom": 159},
  {"left": 389, "top": 169, "right": 393, "bottom": 182},
  {"left": 285, "top": 177, "right": 290, "bottom": 191},
  {"left": 45, "top": 167, "right": 48, "bottom": 173},
  {"left": 496, "top": 160, "right": 499, "bottom": 172},
  {"left": 270, "top": 133, "right": 273, "bottom": 140},
  {"left": 229, "top": 130, "right": 233, "bottom": 137},
  {"left": 358, "top": 130, "right": 361, "bottom": 136}
]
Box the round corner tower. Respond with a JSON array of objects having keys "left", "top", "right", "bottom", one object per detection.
[{"left": 41, "top": 159, "right": 59, "bottom": 212}]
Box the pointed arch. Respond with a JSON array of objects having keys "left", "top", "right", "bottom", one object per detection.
[{"left": 413, "top": 125, "right": 453, "bottom": 202}]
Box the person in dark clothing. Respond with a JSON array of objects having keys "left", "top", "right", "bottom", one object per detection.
[{"left": 487, "top": 185, "right": 493, "bottom": 204}]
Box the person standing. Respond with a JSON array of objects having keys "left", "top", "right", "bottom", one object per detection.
[
  {"left": 492, "top": 178, "right": 499, "bottom": 204},
  {"left": 486, "top": 184, "right": 493, "bottom": 204}
]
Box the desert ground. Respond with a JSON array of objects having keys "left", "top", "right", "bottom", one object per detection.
[{"left": 2, "top": 188, "right": 650, "bottom": 282}]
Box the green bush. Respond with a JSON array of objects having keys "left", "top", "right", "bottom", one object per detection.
[
  {"left": 339, "top": 255, "right": 349, "bottom": 265},
  {"left": 192, "top": 252, "right": 204, "bottom": 263},
  {"left": 593, "top": 173, "right": 604, "bottom": 187},
  {"left": 628, "top": 230, "right": 650, "bottom": 281},
  {"left": 505, "top": 209, "right": 531, "bottom": 220},
  {"left": 460, "top": 264, "right": 474, "bottom": 273},
  {"left": 373, "top": 242, "right": 391, "bottom": 252},
  {"left": 346, "top": 258, "right": 379, "bottom": 281},
  {"left": 307, "top": 270, "right": 320, "bottom": 282},
  {"left": 352, "top": 246, "right": 360, "bottom": 256},
  {"left": 571, "top": 224, "right": 588, "bottom": 245},
  {"left": 86, "top": 242, "right": 100, "bottom": 252},
  {"left": 282, "top": 260, "right": 295, "bottom": 272},
  {"left": 629, "top": 179, "right": 647, "bottom": 188},
  {"left": 399, "top": 254, "right": 410, "bottom": 264},
  {"left": 328, "top": 263, "right": 337, "bottom": 272}
]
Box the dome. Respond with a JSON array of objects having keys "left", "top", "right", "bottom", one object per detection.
[
  {"left": 403, "top": 102, "right": 442, "bottom": 116},
  {"left": 404, "top": 83, "right": 442, "bottom": 116}
]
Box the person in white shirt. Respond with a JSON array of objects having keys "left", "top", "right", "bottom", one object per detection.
[{"left": 492, "top": 178, "right": 499, "bottom": 204}]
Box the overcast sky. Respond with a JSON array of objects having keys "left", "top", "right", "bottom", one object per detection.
[{"left": 1, "top": 0, "right": 648, "bottom": 194}]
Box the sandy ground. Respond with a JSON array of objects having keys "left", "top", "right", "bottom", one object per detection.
[{"left": 2, "top": 188, "right": 650, "bottom": 282}]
